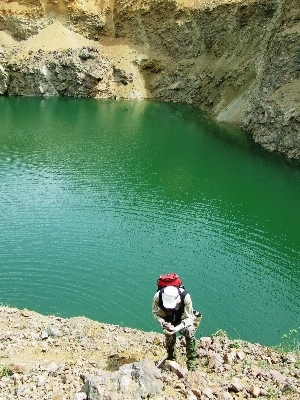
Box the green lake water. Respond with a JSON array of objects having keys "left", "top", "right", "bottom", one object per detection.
[{"left": 0, "top": 96, "right": 299, "bottom": 346}]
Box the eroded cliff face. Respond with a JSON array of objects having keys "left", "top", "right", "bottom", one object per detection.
[{"left": 0, "top": 0, "right": 299, "bottom": 158}]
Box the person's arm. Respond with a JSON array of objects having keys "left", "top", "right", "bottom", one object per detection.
[
  {"left": 152, "top": 292, "right": 166, "bottom": 325},
  {"left": 181, "top": 293, "right": 194, "bottom": 328},
  {"left": 167, "top": 293, "right": 194, "bottom": 334}
]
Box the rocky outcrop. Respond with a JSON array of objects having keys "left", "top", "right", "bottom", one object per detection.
[
  {"left": 5, "top": 47, "right": 114, "bottom": 98},
  {"left": 0, "top": 306, "right": 299, "bottom": 399},
  {"left": 243, "top": 0, "right": 300, "bottom": 158},
  {"left": 0, "top": 0, "right": 299, "bottom": 158}
]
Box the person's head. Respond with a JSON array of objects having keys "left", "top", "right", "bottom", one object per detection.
[{"left": 161, "top": 286, "right": 181, "bottom": 310}]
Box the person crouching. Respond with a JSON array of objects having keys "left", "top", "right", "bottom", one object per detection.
[{"left": 152, "top": 285, "right": 201, "bottom": 371}]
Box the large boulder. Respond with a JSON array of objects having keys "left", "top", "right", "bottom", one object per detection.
[{"left": 80, "top": 359, "right": 164, "bottom": 399}]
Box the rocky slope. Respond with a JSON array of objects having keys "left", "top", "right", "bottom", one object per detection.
[
  {"left": 0, "top": 0, "right": 299, "bottom": 158},
  {"left": 0, "top": 306, "right": 299, "bottom": 400}
]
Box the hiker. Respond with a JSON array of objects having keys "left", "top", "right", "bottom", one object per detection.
[{"left": 152, "top": 277, "right": 201, "bottom": 371}]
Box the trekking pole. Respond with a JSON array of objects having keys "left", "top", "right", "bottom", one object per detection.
[{"left": 155, "top": 354, "right": 168, "bottom": 368}]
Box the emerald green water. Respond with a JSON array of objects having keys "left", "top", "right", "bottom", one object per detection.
[{"left": 0, "top": 97, "right": 299, "bottom": 346}]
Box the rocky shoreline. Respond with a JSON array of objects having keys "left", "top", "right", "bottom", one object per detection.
[
  {"left": 0, "top": 0, "right": 299, "bottom": 159},
  {"left": 0, "top": 306, "right": 299, "bottom": 399}
]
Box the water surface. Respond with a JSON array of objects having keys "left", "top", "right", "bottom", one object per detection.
[{"left": 0, "top": 97, "right": 299, "bottom": 346}]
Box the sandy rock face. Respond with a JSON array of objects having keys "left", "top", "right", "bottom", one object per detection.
[
  {"left": 0, "top": 19, "right": 150, "bottom": 100},
  {"left": 0, "top": 0, "right": 114, "bottom": 40},
  {"left": 0, "top": 0, "right": 299, "bottom": 159},
  {"left": 243, "top": 0, "right": 300, "bottom": 158}
]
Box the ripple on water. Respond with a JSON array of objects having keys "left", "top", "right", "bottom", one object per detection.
[{"left": 0, "top": 98, "right": 300, "bottom": 345}]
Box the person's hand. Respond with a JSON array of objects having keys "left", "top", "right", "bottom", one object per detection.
[
  {"left": 164, "top": 323, "right": 184, "bottom": 335},
  {"left": 160, "top": 321, "right": 174, "bottom": 335},
  {"left": 163, "top": 326, "right": 175, "bottom": 335},
  {"left": 160, "top": 321, "right": 171, "bottom": 330},
  {"left": 174, "top": 323, "right": 184, "bottom": 333}
]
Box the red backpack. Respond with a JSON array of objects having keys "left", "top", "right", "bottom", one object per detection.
[{"left": 157, "top": 273, "right": 184, "bottom": 291}]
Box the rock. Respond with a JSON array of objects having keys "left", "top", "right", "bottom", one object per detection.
[
  {"left": 74, "top": 393, "right": 87, "bottom": 400},
  {"left": 37, "top": 375, "right": 46, "bottom": 387},
  {"left": 229, "top": 377, "right": 244, "bottom": 392},
  {"left": 47, "top": 323, "right": 61, "bottom": 337},
  {"left": 224, "top": 352, "right": 236, "bottom": 364},
  {"left": 168, "top": 360, "right": 188, "bottom": 377},
  {"left": 198, "top": 348, "right": 208, "bottom": 357},
  {"left": 249, "top": 385, "right": 261, "bottom": 397},
  {"left": 0, "top": 65, "right": 8, "bottom": 94},
  {"left": 187, "top": 390, "right": 198, "bottom": 399},
  {"left": 282, "top": 353, "right": 297, "bottom": 364},
  {"left": 209, "top": 352, "right": 224, "bottom": 369},
  {"left": 118, "top": 373, "right": 131, "bottom": 392},
  {"left": 199, "top": 337, "right": 212, "bottom": 350},
  {"left": 270, "top": 369, "right": 287, "bottom": 384},
  {"left": 41, "top": 344, "right": 48, "bottom": 352},
  {"left": 202, "top": 387, "right": 214, "bottom": 398},
  {"left": 113, "top": 67, "right": 134, "bottom": 85},
  {"left": 8, "top": 362, "right": 27, "bottom": 374},
  {"left": 259, "top": 388, "right": 269, "bottom": 396},
  {"left": 81, "top": 359, "right": 163, "bottom": 399},
  {"left": 236, "top": 351, "right": 245, "bottom": 361},
  {"left": 79, "top": 48, "right": 92, "bottom": 60},
  {"left": 21, "top": 308, "right": 31, "bottom": 317},
  {"left": 47, "top": 362, "right": 59, "bottom": 374},
  {"left": 249, "top": 364, "right": 263, "bottom": 377},
  {"left": 40, "top": 330, "right": 49, "bottom": 340},
  {"left": 219, "top": 392, "right": 234, "bottom": 400},
  {"left": 130, "top": 359, "right": 164, "bottom": 398}
]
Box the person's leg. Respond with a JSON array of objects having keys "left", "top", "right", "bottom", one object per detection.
[
  {"left": 165, "top": 333, "right": 177, "bottom": 360},
  {"left": 184, "top": 326, "right": 197, "bottom": 370}
]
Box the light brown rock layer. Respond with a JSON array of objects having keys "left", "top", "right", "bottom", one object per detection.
[{"left": 0, "top": 0, "right": 299, "bottom": 158}]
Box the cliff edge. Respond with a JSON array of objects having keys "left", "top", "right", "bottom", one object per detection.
[
  {"left": 0, "top": 306, "right": 299, "bottom": 399},
  {"left": 0, "top": 0, "right": 299, "bottom": 158}
]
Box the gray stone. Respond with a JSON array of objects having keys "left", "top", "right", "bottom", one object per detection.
[
  {"left": 79, "top": 48, "right": 92, "bottom": 60},
  {"left": 219, "top": 392, "right": 233, "bottom": 400},
  {"left": 270, "top": 369, "right": 287, "bottom": 384},
  {"left": 40, "top": 330, "right": 48, "bottom": 340},
  {"left": 80, "top": 360, "right": 163, "bottom": 399},
  {"left": 229, "top": 377, "right": 244, "bottom": 392},
  {"left": 199, "top": 337, "right": 212, "bottom": 350},
  {"left": 202, "top": 387, "right": 214, "bottom": 398},
  {"left": 130, "top": 359, "right": 163, "bottom": 398},
  {"left": 47, "top": 323, "right": 61, "bottom": 337},
  {"left": 187, "top": 390, "right": 198, "bottom": 399},
  {"left": 167, "top": 360, "right": 188, "bottom": 377},
  {"left": 209, "top": 352, "right": 224, "bottom": 369},
  {"left": 74, "top": 393, "right": 87, "bottom": 400},
  {"left": 37, "top": 375, "right": 46, "bottom": 387},
  {"left": 47, "top": 362, "right": 59, "bottom": 374},
  {"left": 249, "top": 385, "right": 261, "bottom": 397},
  {"left": 113, "top": 67, "right": 134, "bottom": 85}
]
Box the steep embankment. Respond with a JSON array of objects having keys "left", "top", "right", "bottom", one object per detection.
[
  {"left": 0, "top": 306, "right": 299, "bottom": 399},
  {"left": 0, "top": 0, "right": 299, "bottom": 158}
]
